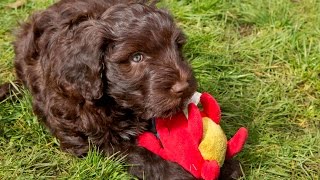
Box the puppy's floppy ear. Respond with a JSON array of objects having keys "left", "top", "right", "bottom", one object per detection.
[{"left": 58, "top": 19, "right": 113, "bottom": 101}]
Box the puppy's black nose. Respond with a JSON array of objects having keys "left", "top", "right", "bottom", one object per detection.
[{"left": 171, "top": 81, "right": 189, "bottom": 96}]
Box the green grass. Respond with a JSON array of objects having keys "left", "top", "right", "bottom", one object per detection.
[{"left": 1, "top": 0, "right": 319, "bottom": 179}]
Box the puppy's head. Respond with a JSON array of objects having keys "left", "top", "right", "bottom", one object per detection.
[
  {"left": 59, "top": 3, "right": 197, "bottom": 119},
  {"left": 102, "top": 4, "right": 197, "bottom": 119}
]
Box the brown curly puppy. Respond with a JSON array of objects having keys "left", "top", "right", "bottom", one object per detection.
[{"left": 13, "top": 0, "right": 197, "bottom": 179}]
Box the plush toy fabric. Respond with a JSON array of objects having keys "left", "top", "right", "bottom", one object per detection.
[
  {"left": 138, "top": 93, "right": 248, "bottom": 180},
  {"left": 199, "top": 117, "right": 227, "bottom": 166}
]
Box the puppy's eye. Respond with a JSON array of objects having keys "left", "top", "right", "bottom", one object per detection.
[{"left": 131, "top": 52, "right": 143, "bottom": 63}]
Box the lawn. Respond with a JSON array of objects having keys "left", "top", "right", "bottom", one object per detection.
[{"left": 0, "top": 0, "right": 319, "bottom": 179}]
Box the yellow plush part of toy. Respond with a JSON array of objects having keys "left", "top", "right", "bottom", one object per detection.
[{"left": 199, "top": 117, "right": 227, "bottom": 166}]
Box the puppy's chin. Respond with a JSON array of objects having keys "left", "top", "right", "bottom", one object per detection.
[{"left": 141, "top": 103, "right": 180, "bottom": 120}]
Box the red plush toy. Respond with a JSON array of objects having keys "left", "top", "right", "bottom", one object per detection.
[{"left": 138, "top": 93, "right": 248, "bottom": 180}]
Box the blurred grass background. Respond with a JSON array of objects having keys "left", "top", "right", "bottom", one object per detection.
[{"left": 0, "top": 0, "right": 319, "bottom": 179}]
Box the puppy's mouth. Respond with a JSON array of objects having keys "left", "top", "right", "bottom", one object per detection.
[
  {"left": 145, "top": 89, "right": 196, "bottom": 119},
  {"left": 139, "top": 74, "right": 198, "bottom": 120}
]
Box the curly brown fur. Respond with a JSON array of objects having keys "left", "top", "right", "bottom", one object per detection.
[{"left": 13, "top": 0, "right": 198, "bottom": 179}]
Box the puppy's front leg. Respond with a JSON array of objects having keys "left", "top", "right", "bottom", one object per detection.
[{"left": 126, "top": 146, "right": 195, "bottom": 180}]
